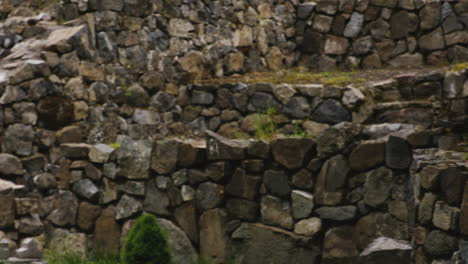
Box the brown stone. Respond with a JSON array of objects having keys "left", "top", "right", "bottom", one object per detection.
[
  {"left": 440, "top": 167, "right": 466, "bottom": 206},
  {"left": 174, "top": 203, "right": 198, "bottom": 244},
  {"left": 323, "top": 226, "right": 359, "bottom": 259},
  {"left": 200, "top": 209, "right": 228, "bottom": 263},
  {"left": 78, "top": 202, "right": 101, "bottom": 231},
  {"left": 94, "top": 206, "right": 121, "bottom": 251},
  {"left": 0, "top": 190, "right": 15, "bottom": 228},
  {"left": 271, "top": 138, "right": 315, "bottom": 170}
]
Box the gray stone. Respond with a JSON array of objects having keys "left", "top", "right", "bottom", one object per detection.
[
  {"left": 0, "top": 154, "right": 23, "bottom": 175},
  {"left": 0, "top": 190, "right": 15, "bottom": 228},
  {"left": 292, "top": 190, "right": 314, "bottom": 219},
  {"left": 364, "top": 167, "right": 393, "bottom": 207},
  {"left": 33, "top": 173, "right": 57, "bottom": 190},
  {"left": 15, "top": 238, "right": 41, "bottom": 259},
  {"left": 443, "top": 71, "right": 464, "bottom": 99},
  {"left": 419, "top": 27, "right": 445, "bottom": 51},
  {"left": 132, "top": 109, "right": 160, "bottom": 125},
  {"left": 424, "top": 230, "right": 458, "bottom": 257},
  {"left": 2, "top": 124, "right": 34, "bottom": 157},
  {"left": 344, "top": 12, "right": 364, "bottom": 38},
  {"left": 47, "top": 191, "right": 78, "bottom": 227},
  {"left": 283, "top": 96, "right": 311, "bottom": 119},
  {"left": 89, "top": 144, "right": 114, "bottom": 163},
  {"left": 116, "top": 194, "right": 142, "bottom": 220},
  {"left": 247, "top": 92, "right": 281, "bottom": 113},
  {"left": 144, "top": 181, "right": 170, "bottom": 215},
  {"left": 315, "top": 206, "right": 358, "bottom": 221},
  {"left": 192, "top": 90, "right": 214, "bottom": 105},
  {"left": 297, "top": 3, "right": 316, "bottom": 19},
  {"left": 116, "top": 136, "right": 151, "bottom": 179},
  {"left": 151, "top": 92, "right": 176, "bottom": 112}
]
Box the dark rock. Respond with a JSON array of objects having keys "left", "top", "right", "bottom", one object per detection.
[
  {"left": 37, "top": 96, "right": 74, "bottom": 129},
  {"left": 272, "top": 138, "right": 315, "bottom": 170},
  {"left": 291, "top": 190, "right": 314, "bottom": 219},
  {"left": 196, "top": 182, "right": 224, "bottom": 211},
  {"left": 226, "top": 168, "right": 261, "bottom": 200},
  {"left": 283, "top": 96, "right": 311, "bottom": 119},
  {"left": 60, "top": 143, "right": 91, "bottom": 159},
  {"left": 323, "top": 226, "right": 359, "bottom": 259},
  {"left": 226, "top": 198, "right": 258, "bottom": 221},
  {"left": 424, "top": 230, "right": 458, "bottom": 257},
  {"left": 316, "top": 155, "right": 350, "bottom": 193},
  {"left": 440, "top": 167, "right": 466, "bottom": 206},
  {"left": 385, "top": 136, "right": 412, "bottom": 170},
  {"left": 292, "top": 169, "right": 314, "bottom": 190},
  {"left": 247, "top": 92, "right": 281, "bottom": 113},
  {"left": 144, "top": 180, "right": 170, "bottom": 216},
  {"left": 312, "top": 99, "right": 351, "bottom": 124},
  {"left": 263, "top": 170, "right": 291, "bottom": 198},
  {"left": 33, "top": 172, "right": 57, "bottom": 190},
  {"left": 174, "top": 203, "right": 198, "bottom": 243}
]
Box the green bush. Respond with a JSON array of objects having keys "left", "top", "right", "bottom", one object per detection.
[{"left": 121, "top": 214, "right": 172, "bottom": 264}]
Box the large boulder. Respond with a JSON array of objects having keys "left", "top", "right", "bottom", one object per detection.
[
  {"left": 157, "top": 219, "right": 198, "bottom": 264},
  {"left": 231, "top": 223, "right": 320, "bottom": 264},
  {"left": 311, "top": 100, "right": 351, "bottom": 124},
  {"left": 206, "top": 131, "right": 248, "bottom": 160}
]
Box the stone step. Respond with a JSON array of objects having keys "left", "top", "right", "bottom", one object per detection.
[{"left": 370, "top": 101, "right": 436, "bottom": 127}]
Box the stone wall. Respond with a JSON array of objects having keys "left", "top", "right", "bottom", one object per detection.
[
  {"left": 296, "top": 0, "right": 468, "bottom": 70},
  {"left": 0, "top": 123, "right": 467, "bottom": 264}
]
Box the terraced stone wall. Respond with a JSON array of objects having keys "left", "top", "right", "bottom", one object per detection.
[{"left": 296, "top": 0, "right": 468, "bottom": 70}]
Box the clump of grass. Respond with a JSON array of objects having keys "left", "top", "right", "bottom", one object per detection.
[
  {"left": 253, "top": 107, "right": 278, "bottom": 140},
  {"left": 44, "top": 250, "right": 120, "bottom": 264},
  {"left": 289, "top": 121, "right": 307, "bottom": 138},
  {"left": 449, "top": 62, "right": 468, "bottom": 72}
]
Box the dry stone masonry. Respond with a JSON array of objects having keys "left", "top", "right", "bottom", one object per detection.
[{"left": 0, "top": 0, "right": 466, "bottom": 264}]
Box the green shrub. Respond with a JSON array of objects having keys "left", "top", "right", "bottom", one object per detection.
[{"left": 121, "top": 214, "right": 172, "bottom": 264}]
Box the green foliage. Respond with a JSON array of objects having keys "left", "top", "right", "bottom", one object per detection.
[
  {"left": 121, "top": 214, "right": 172, "bottom": 264},
  {"left": 464, "top": 153, "right": 468, "bottom": 160},
  {"left": 109, "top": 143, "right": 121, "bottom": 149},
  {"left": 44, "top": 250, "right": 120, "bottom": 264},
  {"left": 289, "top": 121, "right": 307, "bottom": 138},
  {"left": 253, "top": 107, "right": 278, "bottom": 140}
]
